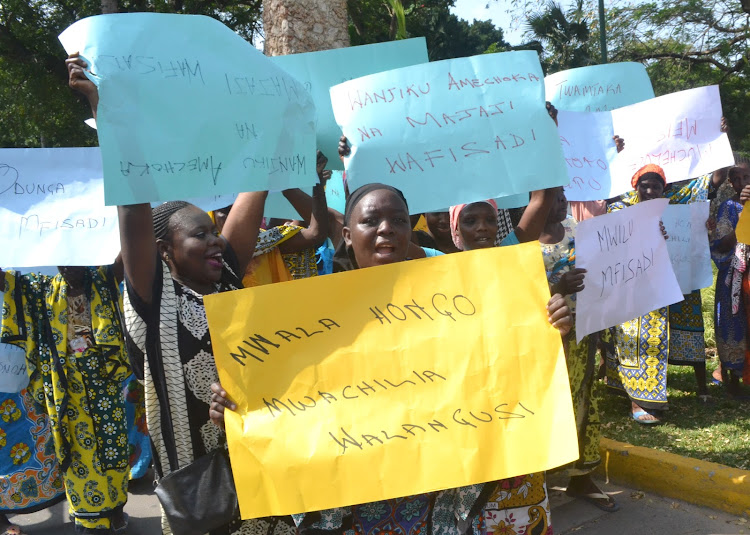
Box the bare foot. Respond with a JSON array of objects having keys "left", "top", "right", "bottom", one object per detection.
[{"left": 712, "top": 366, "right": 723, "bottom": 383}]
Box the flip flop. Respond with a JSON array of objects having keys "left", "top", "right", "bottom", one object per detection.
[
  {"left": 710, "top": 378, "right": 722, "bottom": 386},
  {"left": 632, "top": 410, "right": 661, "bottom": 425},
  {"left": 565, "top": 489, "right": 620, "bottom": 512}
]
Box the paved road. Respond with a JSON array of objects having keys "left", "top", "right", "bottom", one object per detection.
[{"left": 7, "top": 471, "right": 748, "bottom": 534}]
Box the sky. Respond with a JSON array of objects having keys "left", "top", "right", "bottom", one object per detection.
[
  {"left": 450, "top": 0, "right": 521, "bottom": 42},
  {"left": 449, "top": 0, "right": 583, "bottom": 46}
]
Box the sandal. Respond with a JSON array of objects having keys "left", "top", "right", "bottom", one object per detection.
[
  {"left": 112, "top": 512, "right": 129, "bottom": 534},
  {"left": 632, "top": 409, "right": 661, "bottom": 425},
  {"left": 565, "top": 488, "right": 620, "bottom": 512}
]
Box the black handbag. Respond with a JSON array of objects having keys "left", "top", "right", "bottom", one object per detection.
[{"left": 155, "top": 448, "right": 240, "bottom": 535}]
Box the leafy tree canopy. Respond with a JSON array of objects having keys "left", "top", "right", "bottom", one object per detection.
[
  {"left": 0, "top": 0, "right": 261, "bottom": 147},
  {"left": 502, "top": 0, "right": 750, "bottom": 151},
  {"left": 347, "top": 0, "right": 510, "bottom": 61}
]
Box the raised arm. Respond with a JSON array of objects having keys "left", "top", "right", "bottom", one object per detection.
[
  {"left": 67, "top": 54, "right": 156, "bottom": 301},
  {"left": 221, "top": 191, "right": 268, "bottom": 275},
  {"left": 279, "top": 184, "right": 329, "bottom": 253},
  {"left": 118, "top": 204, "right": 157, "bottom": 304},
  {"left": 67, "top": 53, "right": 98, "bottom": 119},
  {"left": 514, "top": 189, "right": 556, "bottom": 243},
  {"left": 279, "top": 150, "right": 331, "bottom": 252}
]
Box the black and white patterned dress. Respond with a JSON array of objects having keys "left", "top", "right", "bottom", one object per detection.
[{"left": 122, "top": 247, "right": 295, "bottom": 535}]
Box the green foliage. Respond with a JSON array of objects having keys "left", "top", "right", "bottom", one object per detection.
[
  {"left": 605, "top": 0, "right": 750, "bottom": 152},
  {"left": 524, "top": 0, "right": 596, "bottom": 73},
  {"left": 348, "top": 0, "right": 510, "bottom": 61},
  {"left": 597, "top": 362, "right": 750, "bottom": 471},
  {"left": 384, "top": 0, "right": 408, "bottom": 40},
  {"left": 0, "top": 0, "right": 262, "bottom": 148},
  {"left": 700, "top": 264, "right": 717, "bottom": 350},
  {"left": 504, "top": 0, "right": 750, "bottom": 154}
]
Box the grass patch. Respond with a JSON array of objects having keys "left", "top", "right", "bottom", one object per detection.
[
  {"left": 700, "top": 263, "right": 717, "bottom": 352},
  {"left": 597, "top": 365, "right": 750, "bottom": 471},
  {"left": 599, "top": 265, "right": 750, "bottom": 471}
]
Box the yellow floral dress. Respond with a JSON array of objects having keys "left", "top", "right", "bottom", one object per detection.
[
  {"left": 1, "top": 268, "right": 131, "bottom": 531},
  {"left": 244, "top": 225, "right": 319, "bottom": 287}
]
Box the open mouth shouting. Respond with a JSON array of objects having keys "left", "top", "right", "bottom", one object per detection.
[{"left": 206, "top": 251, "right": 223, "bottom": 269}]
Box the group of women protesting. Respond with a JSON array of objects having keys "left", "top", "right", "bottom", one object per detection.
[{"left": 0, "top": 51, "right": 748, "bottom": 535}]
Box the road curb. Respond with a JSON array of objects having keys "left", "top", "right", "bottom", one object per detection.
[{"left": 596, "top": 437, "right": 750, "bottom": 517}]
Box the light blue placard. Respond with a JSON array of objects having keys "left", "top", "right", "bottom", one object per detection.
[
  {"left": 325, "top": 171, "right": 346, "bottom": 214},
  {"left": 545, "top": 62, "right": 655, "bottom": 112},
  {"left": 262, "top": 170, "right": 346, "bottom": 220},
  {"left": 272, "top": 38, "right": 428, "bottom": 171},
  {"left": 59, "top": 14, "right": 317, "bottom": 206},
  {"left": 495, "top": 193, "right": 528, "bottom": 209},
  {"left": 330, "top": 51, "right": 568, "bottom": 214},
  {"left": 264, "top": 191, "right": 304, "bottom": 221}
]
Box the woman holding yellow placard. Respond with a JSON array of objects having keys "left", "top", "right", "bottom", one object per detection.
[
  {"left": 210, "top": 182, "right": 572, "bottom": 535},
  {"left": 446, "top": 193, "right": 570, "bottom": 534}
]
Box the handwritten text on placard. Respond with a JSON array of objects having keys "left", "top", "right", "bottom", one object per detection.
[
  {"left": 0, "top": 342, "right": 29, "bottom": 394},
  {"left": 0, "top": 148, "right": 120, "bottom": 267},
  {"left": 205, "top": 243, "right": 577, "bottom": 518},
  {"left": 272, "top": 38, "right": 428, "bottom": 170},
  {"left": 59, "top": 13, "right": 317, "bottom": 205},
  {"left": 330, "top": 51, "right": 568, "bottom": 213},
  {"left": 545, "top": 62, "right": 655, "bottom": 112},
  {"left": 661, "top": 202, "right": 713, "bottom": 294},
  {"left": 575, "top": 199, "right": 684, "bottom": 340},
  {"left": 609, "top": 86, "right": 733, "bottom": 192}
]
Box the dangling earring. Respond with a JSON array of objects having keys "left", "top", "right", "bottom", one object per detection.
[{"left": 164, "top": 254, "right": 170, "bottom": 264}]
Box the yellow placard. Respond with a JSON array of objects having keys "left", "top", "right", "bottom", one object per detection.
[
  {"left": 204, "top": 242, "right": 577, "bottom": 519},
  {"left": 736, "top": 208, "right": 750, "bottom": 245}
]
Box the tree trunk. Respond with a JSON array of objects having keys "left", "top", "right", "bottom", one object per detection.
[
  {"left": 101, "top": 0, "right": 118, "bottom": 14},
  {"left": 263, "top": 0, "right": 349, "bottom": 56}
]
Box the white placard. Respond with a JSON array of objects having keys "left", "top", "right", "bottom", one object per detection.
[
  {"left": 558, "top": 86, "right": 734, "bottom": 202},
  {"left": 661, "top": 202, "right": 713, "bottom": 294},
  {"left": 0, "top": 148, "right": 120, "bottom": 267},
  {"left": 575, "top": 198, "right": 684, "bottom": 341},
  {"left": 0, "top": 342, "right": 28, "bottom": 394},
  {"left": 557, "top": 110, "right": 616, "bottom": 201},
  {"left": 609, "top": 86, "right": 734, "bottom": 193}
]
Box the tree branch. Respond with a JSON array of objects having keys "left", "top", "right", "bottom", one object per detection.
[{"left": 631, "top": 51, "right": 738, "bottom": 71}]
